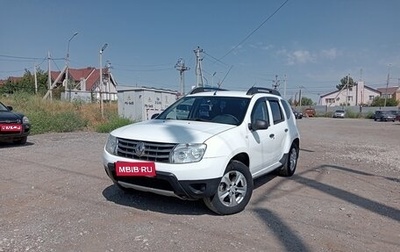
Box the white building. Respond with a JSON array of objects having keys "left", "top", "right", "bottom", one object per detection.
[
  {"left": 320, "top": 81, "right": 380, "bottom": 106},
  {"left": 118, "top": 87, "right": 179, "bottom": 121}
]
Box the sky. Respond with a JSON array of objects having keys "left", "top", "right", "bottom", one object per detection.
[{"left": 1, "top": 0, "right": 399, "bottom": 102}]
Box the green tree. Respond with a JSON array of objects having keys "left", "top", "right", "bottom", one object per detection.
[
  {"left": 371, "top": 96, "right": 399, "bottom": 107},
  {"left": 336, "top": 76, "right": 356, "bottom": 90},
  {"left": 0, "top": 68, "right": 48, "bottom": 95},
  {"left": 288, "top": 96, "right": 314, "bottom": 106},
  {"left": 300, "top": 97, "right": 314, "bottom": 106}
]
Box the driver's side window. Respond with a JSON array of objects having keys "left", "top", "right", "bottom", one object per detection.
[{"left": 251, "top": 99, "right": 269, "bottom": 124}]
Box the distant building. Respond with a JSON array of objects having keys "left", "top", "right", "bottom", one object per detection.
[
  {"left": 320, "top": 81, "right": 380, "bottom": 106},
  {"left": 0, "top": 76, "right": 23, "bottom": 87},
  {"left": 51, "top": 67, "right": 117, "bottom": 102},
  {"left": 118, "top": 86, "right": 179, "bottom": 121},
  {"left": 376, "top": 86, "right": 400, "bottom": 103}
]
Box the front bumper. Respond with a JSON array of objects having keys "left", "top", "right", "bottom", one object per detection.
[
  {"left": 0, "top": 123, "right": 30, "bottom": 140},
  {"left": 104, "top": 163, "right": 221, "bottom": 200}
]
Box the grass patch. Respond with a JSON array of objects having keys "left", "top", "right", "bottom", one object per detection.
[
  {"left": 1, "top": 93, "right": 132, "bottom": 134},
  {"left": 96, "top": 115, "right": 132, "bottom": 133}
]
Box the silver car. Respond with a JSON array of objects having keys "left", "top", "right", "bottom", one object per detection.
[{"left": 333, "top": 110, "right": 346, "bottom": 118}]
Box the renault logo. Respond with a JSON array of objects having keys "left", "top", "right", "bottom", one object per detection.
[{"left": 135, "top": 142, "right": 146, "bottom": 157}]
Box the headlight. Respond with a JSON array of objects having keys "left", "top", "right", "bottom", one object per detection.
[
  {"left": 23, "top": 116, "right": 29, "bottom": 124},
  {"left": 170, "top": 143, "right": 206, "bottom": 163},
  {"left": 105, "top": 134, "right": 118, "bottom": 155}
]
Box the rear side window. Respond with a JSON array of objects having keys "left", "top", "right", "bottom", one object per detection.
[
  {"left": 269, "top": 100, "right": 284, "bottom": 124},
  {"left": 281, "top": 99, "right": 292, "bottom": 119}
]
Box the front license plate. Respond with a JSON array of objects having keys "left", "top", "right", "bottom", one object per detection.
[
  {"left": 115, "top": 161, "right": 156, "bottom": 177},
  {"left": 0, "top": 124, "right": 22, "bottom": 132}
]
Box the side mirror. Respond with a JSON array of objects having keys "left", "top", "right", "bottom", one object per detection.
[
  {"left": 7, "top": 106, "right": 13, "bottom": 111},
  {"left": 248, "top": 119, "right": 269, "bottom": 131}
]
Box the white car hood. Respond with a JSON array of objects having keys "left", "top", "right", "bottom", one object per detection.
[{"left": 111, "top": 119, "right": 235, "bottom": 143}]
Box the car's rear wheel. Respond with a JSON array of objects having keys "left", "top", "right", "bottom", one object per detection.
[
  {"left": 277, "top": 143, "right": 299, "bottom": 177},
  {"left": 203, "top": 160, "right": 253, "bottom": 215}
]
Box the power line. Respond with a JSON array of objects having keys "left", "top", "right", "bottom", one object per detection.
[
  {"left": 0, "top": 54, "right": 64, "bottom": 61},
  {"left": 218, "top": 0, "right": 290, "bottom": 60},
  {"left": 0, "top": 54, "right": 44, "bottom": 61}
]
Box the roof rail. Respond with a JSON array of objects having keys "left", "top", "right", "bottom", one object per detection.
[
  {"left": 189, "top": 87, "right": 227, "bottom": 94},
  {"left": 246, "top": 87, "right": 281, "bottom": 96}
]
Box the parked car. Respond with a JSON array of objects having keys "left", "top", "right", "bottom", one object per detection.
[
  {"left": 303, "top": 107, "right": 316, "bottom": 117},
  {"left": 394, "top": 112, "right": 400, "bottom": 122},
  {"left": 332, "top": 109, "right": 346, "bottom": 118},
  {"left": 292, "top": 109, "right": 303, "bottom": 119},
  {"left": 0, "top": 101, "right": 31, "bottom": 144},
  {"left": 373, "top": 110, "right": 395, "bottom": 122},
  {"left": 103, "top": 87, "right": 300, "bottom": 215},
  {"left": 391, "top": 111, "right": 400, "bottom": 122}
]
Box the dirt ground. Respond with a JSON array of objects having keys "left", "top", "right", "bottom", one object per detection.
[{"left": 0, "top": 118, "right": 399, "bottom": 252}]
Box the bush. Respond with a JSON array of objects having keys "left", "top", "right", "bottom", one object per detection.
[
  {"left": 345, "top": 110, "right": 361, "bottom": 118},
  {"left": 1, "top": 93, "right": 121, "bottom": 134},
  {"left": 95, "top": 116, "right": 132, "bottom": 133}
]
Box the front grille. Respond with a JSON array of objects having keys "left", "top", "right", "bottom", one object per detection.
[
  {"left": 116, "top": 138, "right": 177, "bottom": 163},
  {"left": 0, "top": 120, "right": 19, "bottom": 123}
]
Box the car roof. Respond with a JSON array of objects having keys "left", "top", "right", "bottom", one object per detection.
[{"left": 187, "top": 86, "right": 282, "bottom": 99}]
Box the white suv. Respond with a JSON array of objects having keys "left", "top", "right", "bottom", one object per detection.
[{"left": 103, "top": 87, "right": 300, "bottom": 215}]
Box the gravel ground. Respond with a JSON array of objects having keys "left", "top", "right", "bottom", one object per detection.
[{"left": 0, "top": 118, "right": 399, "bottom": 251}]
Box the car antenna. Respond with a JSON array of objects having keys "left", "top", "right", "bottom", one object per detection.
[{"left": 214, "top": 65, "right": 233, "bottom": 95}]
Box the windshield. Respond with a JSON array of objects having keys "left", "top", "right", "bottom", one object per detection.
[
  {"left": 0, "top": 102, "right": 9, "bottom": 111},
  {"left": 156, "top": 96, "right": 250, "bottom": 125}
]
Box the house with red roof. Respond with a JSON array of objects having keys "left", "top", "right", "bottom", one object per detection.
[{"left": 51, "top": 66, "right": 117, "bottom": 102}]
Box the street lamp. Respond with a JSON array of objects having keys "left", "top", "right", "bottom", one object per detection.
[
  {"left": 100, "top": 43, "right": 108, "bottom": 119},
  {"left": 66, "top": 32, "right": 78, "bottom": 101}
]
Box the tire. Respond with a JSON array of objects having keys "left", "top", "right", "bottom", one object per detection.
[
  {"left": 277, "top": 143, "right": 299, "bottom": 177},
  {"left": 203, "top": 160, "right": 253, "bottom": 215}
]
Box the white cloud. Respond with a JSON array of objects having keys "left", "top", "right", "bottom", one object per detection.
[
  {"left": 278, "top": 48, "right": 340, "bottom": 65},
  {"left": 320, "top": 48, "right": 339, "bottom": 60},
  {"left": 284, "top": 50, "right": 316, "bottom": 65}
]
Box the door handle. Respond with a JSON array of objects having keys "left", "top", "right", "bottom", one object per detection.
[
  {"left": 284, "top": 128, "right": 288, "bottom": 132},
  {"left": 269, "top": 134, "right": 275, "bottom": 138}
]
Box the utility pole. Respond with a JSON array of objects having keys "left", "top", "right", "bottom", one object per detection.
[
  {"left": 194, "top": 46, "right": 204, "bottom": 87},
  {"left": 175, "top": 58, "right": 189, "bottom": 95},
  {"left": 384, "top": 64, "right": 391, "bottom": 107},
  {"left": 272, "top": 75, "right": 280, "bottom": 90},
  {"left": 299, "top": 87, "right": 302, "bottom": 107},
  {"left": 33, "top": 62, "right": 38, "bottom": 94},
  {"left": 283, "top": 74, "right": 287, "bottom": 99},
  {"left": 66, "top": 32, "right": 78, "bottom": 102},
  {"left": 47, "top": 51, "right": 52, "bottom": 101},
  {"left": 346, "top": 74, "right": 350, "bottom": 107},
  {"left": 100, "top": 43, "right": 108, "bottom": 119}
]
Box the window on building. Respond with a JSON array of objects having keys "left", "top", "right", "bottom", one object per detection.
[
  {"left": 326, "top": 98, "right": 335, "bottom": 103},
  {"left": 369, "top": 95, "right": 374, "bottom": 100},
  {"left": 347, "top": 96, "right": 353, "bottom": 102}
]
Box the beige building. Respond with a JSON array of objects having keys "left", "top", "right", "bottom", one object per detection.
[
  {"left": 376, "top": 86, "right": 400, "bottom": 104},
  {"left": 320, "top": 81, "right": 380, "bottom": 106}
]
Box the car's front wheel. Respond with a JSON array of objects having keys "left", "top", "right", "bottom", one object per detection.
[{"left": 203, "top": 160, "right": 253, "bottom": 215}]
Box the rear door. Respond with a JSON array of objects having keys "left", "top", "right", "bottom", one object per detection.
[{"left": 266, "top": 98, "right": 288, "bottom": 163}]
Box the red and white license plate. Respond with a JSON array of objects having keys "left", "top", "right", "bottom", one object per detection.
[
  {"left": 0, "top": 124, "right": 22, "bottom": 132},
  {"left": 115, "top": 161, "right": 156, "bottom": 177}
]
